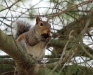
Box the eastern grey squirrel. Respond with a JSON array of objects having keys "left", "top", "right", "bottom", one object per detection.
[{"left": 14, "top": 16, "right": 51, "bottom": 61}]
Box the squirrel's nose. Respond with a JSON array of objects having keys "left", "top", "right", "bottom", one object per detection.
[{"left": 43, "top": 29, "right": 50, "bottom": 34}]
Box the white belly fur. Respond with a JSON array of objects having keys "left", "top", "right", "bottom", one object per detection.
[
  {"left": 19, "top": 39, "right": 46, "bottom": 60},
  {"left": 26, "top": 41, "right": 46, "bottom": 60}
]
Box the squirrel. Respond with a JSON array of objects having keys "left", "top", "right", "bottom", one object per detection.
[{"left": 14, "top": 16, "right": 51, "bottom": 61}]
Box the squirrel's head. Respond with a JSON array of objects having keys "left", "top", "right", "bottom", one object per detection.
[{"left": 35, "top": 16, "right": 51, "bottom": 39}]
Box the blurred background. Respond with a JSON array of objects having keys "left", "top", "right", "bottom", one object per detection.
[{"left": 0, "top": 0, "right": 93, "bottom": 75}]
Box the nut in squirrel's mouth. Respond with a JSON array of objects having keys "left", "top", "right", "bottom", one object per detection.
[
  {"left": 41, "top": 29, "right": 50, "bottom": 39},
  {"left": 41, "top": 33, "right": 50, "bottom": 39}
]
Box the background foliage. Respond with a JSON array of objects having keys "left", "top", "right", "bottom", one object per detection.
[{"left": 0, "top": 0, "right": 93, "bottom": 75}]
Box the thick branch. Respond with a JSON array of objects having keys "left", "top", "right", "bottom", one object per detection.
[
  {"left": 0, "top": 30, "right": 60, "bottom": 75},
  {"left": 0, "top": 29, "right": 36, "bottom": 70},
  {"left": 58, "top": 8, "right": 93, "bottom": 39},
  {"left": 49, "top": 39, "right": 93, "bottom": 57}
]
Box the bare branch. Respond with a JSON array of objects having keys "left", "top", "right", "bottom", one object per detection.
[
  {"left": 0, "top": 0, "right": 19, "bottom": 12},
  {"left": 48, "top": 1, "right": 93, "bottom": 19}
]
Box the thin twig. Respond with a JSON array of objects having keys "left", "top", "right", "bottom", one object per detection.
[
  {"left": 48, "top": 0, "right": 93, "bottom": 19},
  {"left": 0, "top": 0, "right": 19, "bottom": 12},
  {"left": 80, "top": 15, "right": 93, "bottom": 59},
  {"left": 48, "top": 30, "right": 76, "bottom": 75}
]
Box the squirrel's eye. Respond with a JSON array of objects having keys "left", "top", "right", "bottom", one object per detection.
[{"left": 40, "top": 23, "right": 43, "bottom": 26}]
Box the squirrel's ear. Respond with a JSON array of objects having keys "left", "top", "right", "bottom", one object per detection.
[{"left": 36, "top": 16, "right": 41, "bottom": 24}]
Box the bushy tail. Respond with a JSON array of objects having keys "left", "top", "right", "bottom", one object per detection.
[{"left": 14, "top": 20, "right": 31, "bottom": 39}]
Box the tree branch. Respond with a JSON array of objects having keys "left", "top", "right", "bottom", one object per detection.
[
  {"left": 0, "top": 55, "right": 11, "bottom": 58},
  {"left": 0, "top": 29, "right": 60, "bottom": 75},
  {"left": 0, "top": 0, "right": 19, "bottom": 12},
  {"left": 0, "top": 71, "right": 14, "bottom": 75},
  {"left": 48, "top": 0, "right": 93, "bottom": 19},
  {"left": 0, "top": 58, "right": 15, "bottom": 65},
  {"left": 58, "top": 7, "right": 93, "bottom": 39},
  {"left": 0, "top": 29, "right": 36, "bottom": 70}
]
